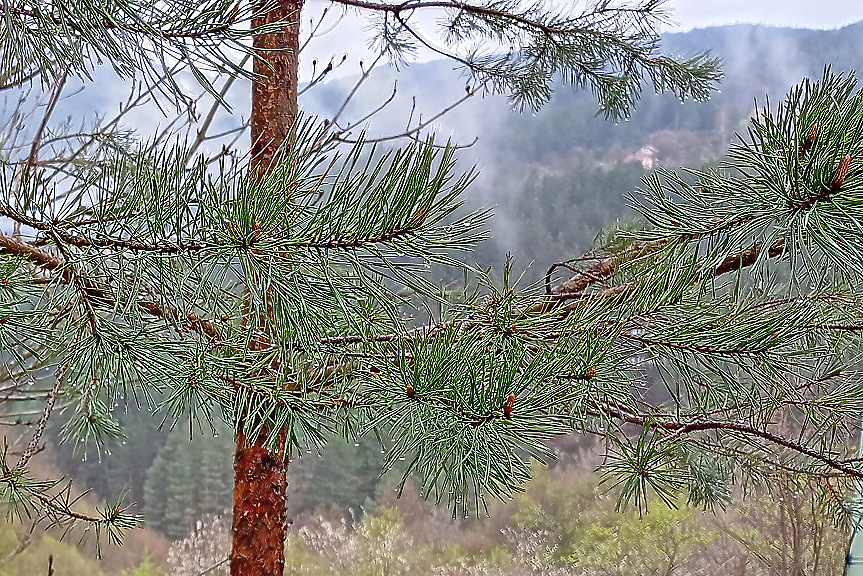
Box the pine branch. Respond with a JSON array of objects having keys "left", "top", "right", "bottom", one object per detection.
[
  {"left": 0, "top": 231, "right": 219, "bottom": 338},
  {"left": 592, "top": 404, "right": 863, "bottom": 479},
  {"left": 621, "top": 331, "right": 775, "bottom": 357},
  {"left": 51, "top": 233, "right": 101, "bottom": 335},
  {"left": 296, "top": 220, "right": 427, "bottom": 250},
  {"left": 543, "top": 238, "right": 787, "bottom": 317},
  {"left": 330, "top": 0, "right": 640, "bottom": 38},
  {"left": 332, "top": 0, "right": 719, "bottom": 114},
  {"left": 546, "top": 238, "right": 668, "bottom": 297},
  {"left": 0, "top": 208, "right": 212, "bottom": 253},
  {"left": 13, "top": 362, "right": 65, "bottom": 472},
  {"left": 2, "top": 3, "right": 241, "bottom": 39},
  {"left": 0, "top": 445, "right": 140, "bottom": 548}
]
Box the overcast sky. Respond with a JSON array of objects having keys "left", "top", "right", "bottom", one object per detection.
[
  {"left": 299, "top": 0, "right": 863, "bottom": 81},
  {"left": 671, "top": 0, "right": 863, "bottom": 30}
]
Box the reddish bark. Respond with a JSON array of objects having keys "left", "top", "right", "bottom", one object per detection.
[
  {"left": 230, "top": 0, "right": 302, "bottom": 574},
  {"left": 250, "top": 0, "right": 302, "bottom": 174},
  {"left": 230, "top": 429, "right": 288, "bottom": 576}
]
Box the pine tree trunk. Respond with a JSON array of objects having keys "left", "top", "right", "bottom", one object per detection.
[{"left": 230, "top": 1, "right": 302, "bottom": 574}]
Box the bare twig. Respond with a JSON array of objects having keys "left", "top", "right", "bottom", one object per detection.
[
  {"left": 186, "top": 53, "right": 251, "bottom": 162},
  {"left": 334, "top": 88, "right": 475, "bottom": 145},
  {"left": 15, "top": 72, "right": 68, "bottom": 237},
  {"left": 315, "top": 50, "right": 388, "bottom": 148}
]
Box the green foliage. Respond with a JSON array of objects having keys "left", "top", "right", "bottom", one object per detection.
[
  {"left": 143, "top": 421, "right": 233, "bottom": 540},
  {"left": 0, "top": 0, "right": 281, "bottom": 103},
  {"left": 363, "top": 0, "right": 720, "bottom": 116},
  {"left": 504, "top": 466, "right": 717, "bottom": 575},
  {"left": 0, "top": 526, "right": 104, "bottom": 576},
  {"left": 6, "top": 66, "right": 863, "bottom": 540},
  {"left": 3, "top": 0, "right": 863, "bottom": 558},
  {"left": 119, "top": 556, "right": 165, "bottom": 576}
]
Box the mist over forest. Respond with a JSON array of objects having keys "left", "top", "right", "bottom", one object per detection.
[
  {"left": 301, "top": 21, "right": 863, "bottom": 270},
  {"left": 9, "top": 19, "right": 863, "bottom": 576}
]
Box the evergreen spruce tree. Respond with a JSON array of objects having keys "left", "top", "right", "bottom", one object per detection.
[
  {"left": 51, "top": 403, "right": 169, "bottom": 507},
  {"left": 3, "top": 1, "right": 863, "bottom": 575},
  {"left": 286, "top": 434, "right": 389, "bottom": 517},
  {"left": 163, "top": 434, "right": 200, "bottom": 540},
  {"left": 197, "top": 431, "right": 234, "bottom": 518},
  {"left": 143, "top": 422, "right": 233, "bottom": 538},
  {"left": 142, "top": 433, "right": 175, "bottom": 535}
]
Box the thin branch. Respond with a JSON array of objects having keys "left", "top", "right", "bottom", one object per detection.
[
  {"left": 299, "top": 6, "right": 332, "bottom": 53},
  {"left": 22, "top": 72, "right": 67, "bottom": 181},
  {"left": 334, "top": 80, "right": 398, "bottom": 131},
  {"left": 3, "top": 4, "right": 243, "bottom": 39},
  {"left": 548, "top": 238, "right": 668, "bottom": 297},
  {"left": 15, "top": 72, "right": 68, "bottom": 237},
  {"left": 329, "top": 0, "right": 600, "bottom": 37},
  {"left": 0, "top": 208, "right": 212, "bottom": 253},
  {"left": 50, "top": 232, "right": 101, "bottom": 335},
  {"left": 0, "top": 533, "right": 30, "bottom": 566},
  {"left": 201, "top": 122, "right": 250, "bottom": 143},
  {"left": 595, "top": 404, "right": 863, "bottom": 479},
  {"left": 621, "top": 331, "right": 776, "bottom": 357},
  {"left": 315, "top": 50, "right": 388, "bottom": 148},
  {"left": 192, "top": 558, "right": 230, "bottom": 576},
  {"left": 297, "top": 54, "right": 348, "bottom": 96},
  {"left": 335, "top": 88, "right": 475, "bottom": 145},
  {"left": 186, "top": 53, "right": 251, "bottom": 162},
  {"left": 551, "top": 238, "right": 788, "bottom": 316},
  {"left": 393, "top": 12, "right": 473, "bottom": 69},
  {"left": 296, "top": 221, "right": 426, "bottom": 250},
  {"left": 0, "top": 232, "right": 219, "bottom": 338},
  {"left": 14, "top": 363, "right": 65, "bottom": 471}
]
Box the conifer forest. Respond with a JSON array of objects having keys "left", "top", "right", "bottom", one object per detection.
[{"left": 2, "top": 1, "right": 863, "bottom": 574}]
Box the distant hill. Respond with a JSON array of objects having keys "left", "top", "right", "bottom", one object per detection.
[
  {"left": 305, "top": 21, "right": 863, "bottom": 169},
  {"left": 300, "top": 21, "right": 863, "bottom": 266}
]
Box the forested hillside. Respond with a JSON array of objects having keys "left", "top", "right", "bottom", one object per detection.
[
  {"left": 302, "top": 22, "right": 863, "bottom": 270},
  {"left": 20, "top": 21, "right": 863, "bottom": 575},
  {"left": 479, "top": 21, "right": 863, "bottom": 267}
]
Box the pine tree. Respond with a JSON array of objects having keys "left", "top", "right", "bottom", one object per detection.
[
  {"left": 198, "top": 430, "right": 234, "bottom": 519},
  {"left": 3, "top": 1, "right": 863, "bottom": 575},
  {"left": 143, "top": 443, "right": 171, "bottom": 535},
  {"left": 143, "top": 422, "right": 233, "bottom": 538}
]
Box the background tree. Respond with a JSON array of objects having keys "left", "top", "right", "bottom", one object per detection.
[
  {"left": 143, "top": 422, "right": 233, "bottom": 539},
  {"left": 5, "top": 2, "right": 863, "bottom": 576}
]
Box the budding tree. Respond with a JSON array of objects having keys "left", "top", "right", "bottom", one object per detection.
[{"left": 2, "top": 0, "right": 862, "bottom": 575}]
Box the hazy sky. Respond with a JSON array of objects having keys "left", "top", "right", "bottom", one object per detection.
[
  {"left": 299, "top": 0, "right": 863, "bottom": 81},
  {"left": 671, "top": 0, "right": 863, "bottom": 30}
]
